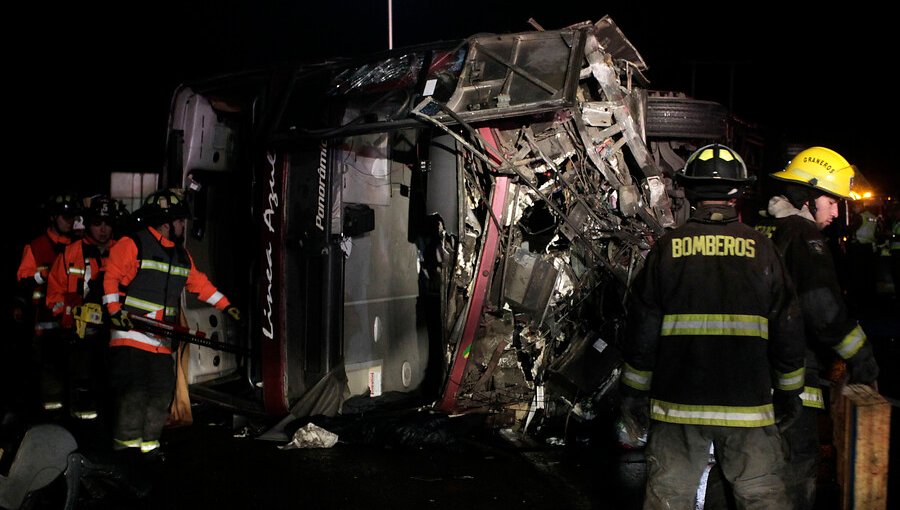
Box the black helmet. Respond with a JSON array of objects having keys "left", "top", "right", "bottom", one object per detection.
[
  {"left": 677, "top": 144, "right": 755, "bottom": 200},
  {"left": 45, "top": 193, "right": 82, "bottom": 216},
  {"left": 84, "top": 195, "right": 124, "bottom": 224},
  {"left": 137, "top": 189, "right": 190, "bottom": 226}
]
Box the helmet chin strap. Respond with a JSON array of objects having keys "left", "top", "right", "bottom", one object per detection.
[{"left": 806, "top": 197, "right": 819, "bottom": 220}]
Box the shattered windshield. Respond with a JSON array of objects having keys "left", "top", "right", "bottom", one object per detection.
[{"left": 329, "top": 54, "right": 424, "bottom": 96}]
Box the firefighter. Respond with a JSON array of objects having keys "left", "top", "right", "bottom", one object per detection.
[
  {"left": 46, "top": 195, "right": 124, "bottom": 421},
  {"left": 750, "top": 146, "right": 880, "bottom": 509},
  {"left": 102, "top": 189, "right": 241, "bottom": 458},
  {"left": 846, "top": 201, "right": 881, "bottom": 307},
  {"left": 620, "top": 144, "right": 805, "bottom": 509},
  {"left": 15, "top": 192, "right": 82, "bottom": 415}
]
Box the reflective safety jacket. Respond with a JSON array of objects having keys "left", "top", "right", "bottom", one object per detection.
[
  {"left": 622, "top": 204, "right": 805, "bottom": 427},
  {"left": 103, "top": 227, "right": 230, "bottom": 354},
  {"left": 46, "top": 237, "right": 116, "bottom": 329},
  {"left": 755, "top": 195, "right": 871, "bottom": 409},
  {"left": 853, "top": 210, "right": 877, "bottom": 245},
  {"left": 17, "top": 228, "right": 73, "bottom": 331}
]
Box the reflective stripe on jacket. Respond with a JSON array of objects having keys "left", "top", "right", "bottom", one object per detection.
[
  {"left": 46, "top": 238, "right": 116, "bottom": 322},
  {"left": 104, "top": 226, "right": 229, "bottom": 354},
  {"left": 17, "top": 228, "right": 72, "bottom": 328},
  {"left": 623, "top": 204, "right": 805, "bottom": 427},
  {"left": 755, "top": 196, "right": 871, "bottom": 409},
  {"left": 124, "top": 229, "right": 191, "bottom": 324}
]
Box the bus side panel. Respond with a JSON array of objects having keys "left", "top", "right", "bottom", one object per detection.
[
  {"left": 282, "top": 142, "right": 344, "bottom": 407},
  {"left": 258, "top": 152, "right": 289, "bottom": 414}
]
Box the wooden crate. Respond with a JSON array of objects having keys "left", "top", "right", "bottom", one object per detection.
[{"left": 831, "top": 382, "right": 891, "bottom": 509}]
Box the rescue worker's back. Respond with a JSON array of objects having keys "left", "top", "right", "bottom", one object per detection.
[
  {"left": 630, "top": 204, "right": 803, "bottom": 425},
  {"left": 621, "top": 144, "right": 804, "bottom": 509}
]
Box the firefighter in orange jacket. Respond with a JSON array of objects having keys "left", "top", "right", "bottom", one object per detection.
[
  {"left": 16, "top": 192, "right": 81, "bottom": 413},
  {"left": 46, "top": 195, "right": 123, "bottom": 420},
  {"left": 102, "top": 189, "right": 240, "bottom": 456}
]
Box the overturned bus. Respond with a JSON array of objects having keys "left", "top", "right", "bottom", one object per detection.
[{"left": 164, "top": 16, "right": 748, "bottom": 437}]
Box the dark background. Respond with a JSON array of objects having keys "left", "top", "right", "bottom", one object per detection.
[{"left": 6, "top": 1, "right": 896, "bottom": 262}]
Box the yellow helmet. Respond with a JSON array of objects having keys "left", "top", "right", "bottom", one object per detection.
[{"left": 770, "top": 146, "right": 860, "bottom": 199}]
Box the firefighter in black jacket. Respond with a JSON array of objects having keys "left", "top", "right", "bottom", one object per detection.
[
  {"left": 753, "top": 146, "right": 879, "bottom": 509},
  {"left": 621, "top": 144, "right": 805, "bottom": 509}
]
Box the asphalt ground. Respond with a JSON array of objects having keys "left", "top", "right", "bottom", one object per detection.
[
  {"left": 10, "top": 371, "right": 896, "bottom": 510},
  {"left": 12, "top": 405, "right": 638, "bottom": 510},
  {"left": 4, "top": 276, "right": 898, "bottom": 510}
]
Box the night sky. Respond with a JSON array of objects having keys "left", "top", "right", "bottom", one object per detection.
[{"left": 6, "top": 1, "right": 895, "bottom": 261}]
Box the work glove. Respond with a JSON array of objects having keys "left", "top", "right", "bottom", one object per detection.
[
  {"left": 224, "top": 305, "right": 243, "bottom": 324},
  {"left": 619, "top": 394, "right": 650, "bottom": 447},
  {"left": 773, "top": 390, "right": 802, "bottom": 433},
  {"left": 846, "top": 342, "right": 879, "bottom": 385},
  {"left": 109, "top": 310, "right": 133, "bottom": 330}
]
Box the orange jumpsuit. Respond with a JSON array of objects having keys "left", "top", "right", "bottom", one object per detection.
[
  {"left": 45, "top": 236, "right": 117, "bottom": 420},
  {"left": 46, "top": 236, "right": 116, "bottom": 327},
  {"left": 17, "top": 227, "right": 73, "bottom": 332},
  {"left": 16, "top": 227, "right": 73, "bottom": 412}
]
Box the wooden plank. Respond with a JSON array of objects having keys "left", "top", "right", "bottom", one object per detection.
[{"left": 831, "top": 382, "right": 891, "bottom": 509}]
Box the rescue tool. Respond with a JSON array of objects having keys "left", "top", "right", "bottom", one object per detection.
[{"left": 72, "top": 304, "right": 249, "bottom": 356}]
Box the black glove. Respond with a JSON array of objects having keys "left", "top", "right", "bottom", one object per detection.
[
  {"left": 109, "top": 310, "right": 133, "bottom": 330},
  {"left": 773, "top": 390, "right": 802, "bottom": 433},
  {"left": 846, "top": 342, "right": 879, "bottom": 385},
  {"left": 224, "top": 305, "right": 242, "bottom": 323},
  {"left": 620, "top": 394, "right": 650, "bottom": 445}
]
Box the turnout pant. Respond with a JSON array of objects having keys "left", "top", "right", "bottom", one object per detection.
[
  {"left": 108, "top": 346, "right": 175, "bottom": 452},
  {"left": 704, "top": 406, "right": 818, "bottom": 510},
  {"left": 34, "top": 329, "right": 66, "bottom": 412},
  {"left": 66, "top": 329, "right": 109, "bottom": 419},
  {"left": 644, "top": 422, "right": 790, "bottom": 510},
  {"left": 781, "top": 405, "right": 819, "bottom": 510}
]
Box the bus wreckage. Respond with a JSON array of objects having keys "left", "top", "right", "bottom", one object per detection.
[{"left": 166, "top": 16, "right": 743, "bottom": 441}]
